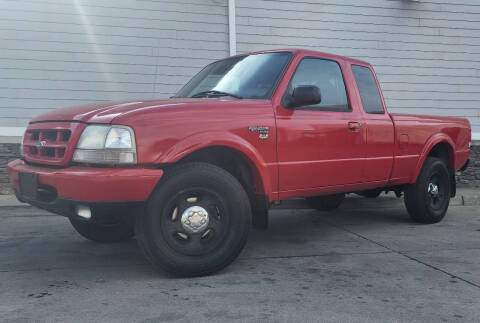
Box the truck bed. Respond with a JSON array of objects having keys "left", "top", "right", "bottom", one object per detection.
[{"left": 389, "top": 113, "right": 470, "bottom": 184}]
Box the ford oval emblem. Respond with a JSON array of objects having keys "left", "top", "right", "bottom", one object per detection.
[{"left": 36, "top": 140, "right": 47, "bottom": 148}]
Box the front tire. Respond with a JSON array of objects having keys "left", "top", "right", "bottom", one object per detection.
[
  {"left": 404, "top": 157, "right": 451, "bottom": 224},
  {"left": 136, "top": 163, "right": 251, "bottom": 277}
]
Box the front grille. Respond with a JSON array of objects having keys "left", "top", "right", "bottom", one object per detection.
[
  {"left": 22, "top": 122, "right": 85, "bottom": 166},
  {"left": 24, "top": 129, "right": 70, "bottom": 160}
]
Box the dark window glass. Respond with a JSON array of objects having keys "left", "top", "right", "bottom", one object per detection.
[
  {"left": 351, "top": 65, "right": 385, "bottom": 114},
  {"left": 175, "top": 52, "right": 292, "bottom": 99},
  {"left": 287, "top": 58, "right": 349, "bottom": 111}
]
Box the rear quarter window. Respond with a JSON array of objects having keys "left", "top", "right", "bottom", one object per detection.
[{"left": 351, "top": 65, "right": 385, "bottom": 114}]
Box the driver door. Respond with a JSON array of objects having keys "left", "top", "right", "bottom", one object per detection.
[{"left": 275, "top": 56, "right": 366, "bottom": 195}]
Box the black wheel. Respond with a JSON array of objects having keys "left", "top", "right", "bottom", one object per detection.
[
  {"left": 69, "top": 217, "right": 134, "bottom": 243},
  {"left": 306, "top": 193, "right": 345, "bottom": 211},
  {"left": 404, "top": 157, "right": 451, "bottom": 224},
  {"left": 136, "top": 162, "right": 251, "bottom": 277}
]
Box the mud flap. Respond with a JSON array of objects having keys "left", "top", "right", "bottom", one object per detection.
[
  {"left": 450, "top": 168, "right": 456, "bottom": 198},
  {"left": 251, "top": 194, "right": 269, "bottom": 229}
]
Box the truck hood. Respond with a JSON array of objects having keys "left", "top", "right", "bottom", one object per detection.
[{"left": 30, "top": 98, "right": 240, "bottom": 124}]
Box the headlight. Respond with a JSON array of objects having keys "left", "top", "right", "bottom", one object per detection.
[
  {"left": 76, "top": 125, "right": 110, "bottom": 149},
  {"left": 73, "top": 125, "right": 137, "bottom": 164},
  {"left": 105, "top": 127, "right": 133, "bottom": 148}
]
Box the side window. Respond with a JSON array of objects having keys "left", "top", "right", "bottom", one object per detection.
[
  {"left": 288, "top": 58, "right": 350, "bottom": 111},
  {"left": 351, "top": 65, "right": 385, "bottom": 114}
]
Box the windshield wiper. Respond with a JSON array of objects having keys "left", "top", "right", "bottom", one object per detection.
[{"left": 190, "top": 90, "right": 243, "bottom": 99}]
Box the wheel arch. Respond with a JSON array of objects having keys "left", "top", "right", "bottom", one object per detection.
[
  {"left": 154, "top": 132, "right": 273, "bottom": 200},
  {"left": 410, "top": 134, "right": 455, "bottom": 184}
]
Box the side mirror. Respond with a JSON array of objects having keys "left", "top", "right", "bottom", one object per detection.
[{"left": 286, "top": 85, "right": 321, "bottom": 108}]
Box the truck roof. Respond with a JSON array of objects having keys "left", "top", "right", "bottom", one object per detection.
[{"left": 243, "top": 48, "right": 371, "bottom": 66}]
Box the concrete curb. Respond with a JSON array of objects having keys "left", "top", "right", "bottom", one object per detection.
[{"left": 0, "top": 194, "right": 23, "bottom": 207}]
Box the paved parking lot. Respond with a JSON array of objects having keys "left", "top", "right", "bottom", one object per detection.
[{"left": 1, "top": 192, "right": 480, "bottom": 322}]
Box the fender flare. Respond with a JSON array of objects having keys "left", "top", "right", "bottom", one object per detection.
[
  {"left": 154, "top": 131, "right": 274, "bottom": 198},
  {"left": 410, "top": 133, "right": 455, "bottom": 184}
]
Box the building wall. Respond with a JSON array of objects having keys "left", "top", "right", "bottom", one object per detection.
[
  {"left": 0, "top": 0, "right": 228, "bottom": 129},
  {"left": 0, "top": 143, "right": 20, "bottom": 194},
  {"left": 457, "top": 145, "right": 480, "bottom": 186},
  {"left": 236, "top": 0, "right": 480, "bottom": 137},
  {"left": 1, "top": 0, "right": 479, "bottom": 135}
]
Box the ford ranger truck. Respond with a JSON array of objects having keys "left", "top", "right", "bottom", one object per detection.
[{"left": 8, "top": 49, "right": 471, "bottom": 277}]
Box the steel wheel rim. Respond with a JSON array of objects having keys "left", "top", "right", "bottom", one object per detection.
[
  {"left": 426, "top": 170, "right": 448, "bottom": 211},
  {"left": 159, "top": 187, "right": 229, "bottom": 256}
]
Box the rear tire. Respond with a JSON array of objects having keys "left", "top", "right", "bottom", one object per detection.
[
  {"left": 306, "top": 193, "right": 345, "bottom": 211},
  {"left": 404, "top": 157, "right": 451, "bottom": 224},
  {"left": 69, "top": 217, "right": 134, "bottom": 243},
  {"left": 136, "top": 162, "right": 251, "bottom": 277}
]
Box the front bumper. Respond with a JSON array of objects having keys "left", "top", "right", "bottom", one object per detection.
[
  {"left": 13, "top": 189, "right": 144, "bottom": 222},
  {"left": 8, "top": 159, "right": 164, "bottom": 217}
]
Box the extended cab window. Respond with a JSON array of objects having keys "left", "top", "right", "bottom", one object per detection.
[
  {"left": 351, "top": 65, "right": 385, "bottom": 114},
  {"left": 287, "top": 58, "right": 350, "bottom": 111}
]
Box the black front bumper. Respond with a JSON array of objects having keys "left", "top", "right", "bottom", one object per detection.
[{"left": 15, "top": 189, "right": 145, "bottom": 222}]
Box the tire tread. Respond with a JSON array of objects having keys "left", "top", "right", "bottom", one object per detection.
[
  {"left": 404, "top": 157, "right": 450, "bottom": 224},
  {"left": 135, "top": 162, "right": 251, "bottom": 277}
]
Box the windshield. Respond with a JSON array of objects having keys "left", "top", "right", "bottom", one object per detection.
[{"left": 174, "top": 52, "right": 292, "bottom": 99}]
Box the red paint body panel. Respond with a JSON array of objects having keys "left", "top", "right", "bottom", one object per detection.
[
  {"left": 389, "top": 114, "right": 471, "bottom": 183},
  {"left": 8, "top": 159, "right": 163, "bottom": 202},
  {"left": 274, "top": 53, "right": 366, "bottom": 195},
  {"left": 9, "top": 49, "right": 472, "bottom": 204},
  {"left": 112, "top": 99, "right": 278, "bottom": 198},
  {"left": 343, "top": 60, "right": 395, "bottom": 186}
]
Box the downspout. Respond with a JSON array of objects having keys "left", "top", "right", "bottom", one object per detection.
[{"left": 228, "top": 0, "right": 236, "bottom": 56}]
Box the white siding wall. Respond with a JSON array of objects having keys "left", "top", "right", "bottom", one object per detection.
[
  {"left": 1, "top": 0, "right": 480, "bottom": 138},
  {"left": 0, "top": 0, "right": 228, "bottom": 129},
  {"left": 236, "top": 0, "right": 480, "bottom": 136}
]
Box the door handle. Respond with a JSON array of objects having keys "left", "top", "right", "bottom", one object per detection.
[{"left": 348, "top": 121, "right": 363, "bottom": 131}]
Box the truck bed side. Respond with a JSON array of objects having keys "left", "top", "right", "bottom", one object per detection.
[{"left": 389, "top": 113, "right": 471, "bottom": 184}]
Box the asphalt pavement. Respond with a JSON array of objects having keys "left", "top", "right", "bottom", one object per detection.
[{"left": 1, "top": 189, "right": 480, "bottom": 322}]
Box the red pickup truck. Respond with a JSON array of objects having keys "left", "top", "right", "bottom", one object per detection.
[{"left": 8, "top": 49, "right": 471, "bottom": 276}]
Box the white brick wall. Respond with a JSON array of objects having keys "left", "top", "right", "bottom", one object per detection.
[
  {"left": 0, "top": 0, "right": 228, "bottom": 128},
  {"left": 0, "top": 0, "right": 479, "bottom": 138},
  {"left": 236, "top": 0, "right": 480, "bottom": 137}
]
